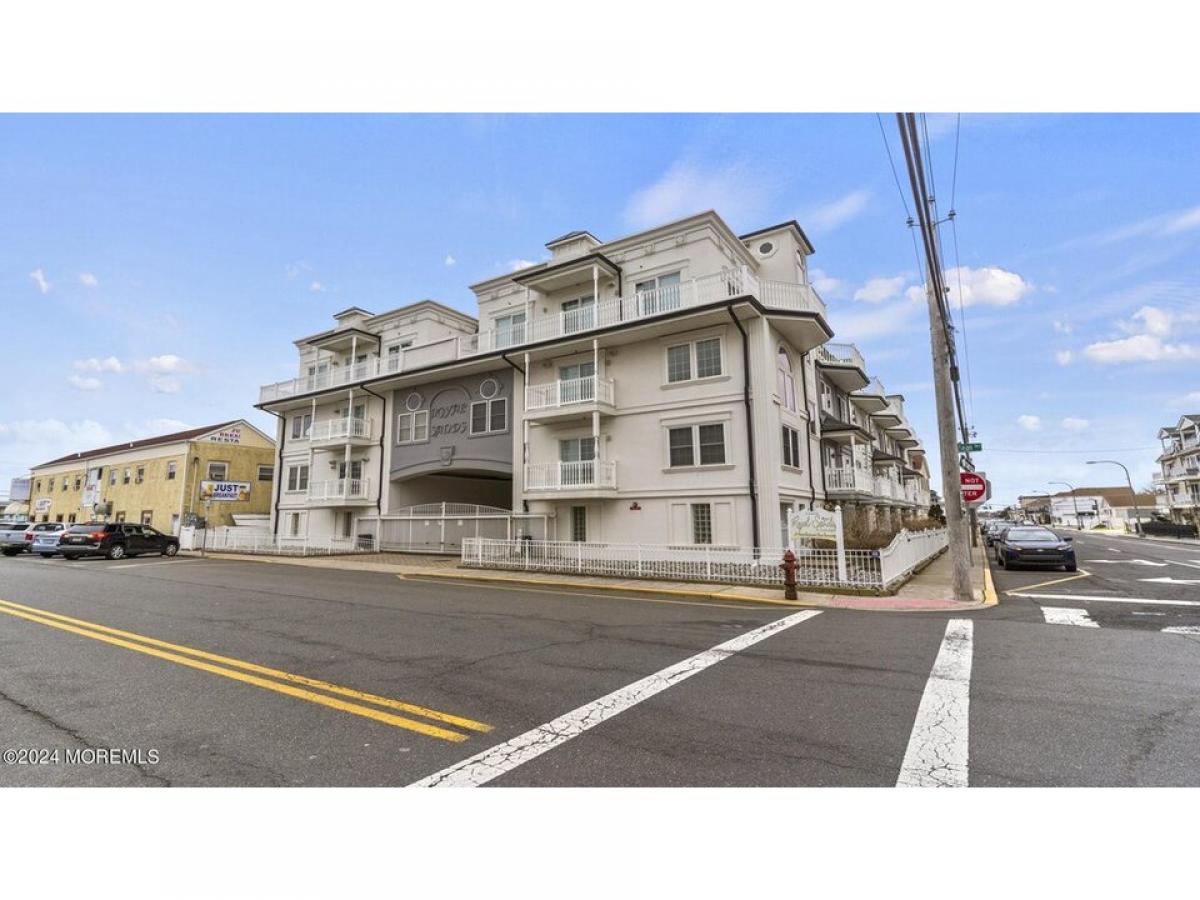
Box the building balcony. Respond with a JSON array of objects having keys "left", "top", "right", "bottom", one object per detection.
[
  {"left": 815, "top": 342, "right": 869, "bottom": 392},
  {"left": 525, "top": 375, "right": 616, "bottom": 420},
  {"left": 259, "top": 267, "right": 832, "bottom": 406},
  {"left": 524, "top": 460, "right": 617, "bottom": 494},
  {"left": 309, "top": 417, "right": 375, "bottom": 445},
  {"left": 307, "top": 478, "right": 374, "bottom": 506},
  {"left": 825, "top": 466, "right": 873, "bottom": 495}
]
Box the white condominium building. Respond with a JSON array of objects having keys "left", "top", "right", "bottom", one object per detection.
[
  {"left": 256, "top": 210, "right": 931, "bottom": 550},
  {"left": 1155, "top": 414, "right": 1200, "bottom": 525}
]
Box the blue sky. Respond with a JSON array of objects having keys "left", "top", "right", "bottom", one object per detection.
[{"left": 2, "top": 113, "right": 1198, "bottom": 504}]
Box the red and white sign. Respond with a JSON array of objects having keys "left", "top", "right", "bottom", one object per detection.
[{"left": 960, "top": 471, "right": 988, "bottom": 505}]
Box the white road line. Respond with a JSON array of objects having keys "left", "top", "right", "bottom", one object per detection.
[
  {"left": 1041, "top": 606, "right": 1099, "bottom": 627},
  {"left": 1010, "top": 592, "right": 1200, "bottom": 607},
  {"left": 409, "top": 609, "right": 823, "bottom": 787},
  {"left": 105, "top": 560, "right": 200, "bottom": 570},
  {"left": 896, "top": 618, "right": 973, "bottom": 789},
  {"left": 1163, "top": 626, "right": 1200, "bottom": 635}
]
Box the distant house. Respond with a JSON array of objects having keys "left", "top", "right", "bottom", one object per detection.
[{"left": 1049, "top": 487, "right": 1156, "bottom": 531}]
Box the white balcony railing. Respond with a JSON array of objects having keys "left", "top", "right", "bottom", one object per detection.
[
  {"left": 525, "top": 375, "right": 615, "bottom": 412},
  {"left": 307, "top": 478, "right": 372, "bottom": 502},
  {"left": 310, "top": 417, "right": 373, "bottom": 443},
  {"left": 525, "top": 460, "right": 617, "bottom": 491},
  {"left": 816, "top": 342, "right": 866, "bottom": 370},
  {"left": 825, "top": 467, "right": 872, "bottom": 493},
  {"left": 259, "top": 266, "right": 829, "bottom": 404}
]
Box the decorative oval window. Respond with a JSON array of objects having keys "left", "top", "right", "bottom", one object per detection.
[
  {"left": 479, "top": 378, "right": 499, "bottom": 399},
  {"left": 404, "top": 392, "right": 423, "bottom": 412},
  {"left": 758, "top": 240, "right": 775, "bottom": 256}
]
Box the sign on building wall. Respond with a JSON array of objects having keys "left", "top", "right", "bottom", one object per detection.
[
  {"left": 788, "top": 507, "right": 840, "bottom": 542},
  {"left": 206, "top": 427, "right": 243, "bottom": 444},
  {"left": 34, "top": 498, "right": 52, "bottom": 513},
  {"left": 81, "top": 484, "right": 100, "bottom": 509},
  {"left": 199, "top": 481, "right": 251, "bottom": 502}
]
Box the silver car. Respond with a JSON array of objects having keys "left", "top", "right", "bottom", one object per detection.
[{"left": 29, "top": 522, "right": 68, "bottom": 557}]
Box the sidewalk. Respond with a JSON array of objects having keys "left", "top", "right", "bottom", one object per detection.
[{"left": 187, "top": 546, "right": 995, "bottom": 612}]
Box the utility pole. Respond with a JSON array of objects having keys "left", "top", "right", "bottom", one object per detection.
[
  {"left": 1087, "top": 460, "right": 1145, "bottom": 536},
  {"left": 895, "top": 113, "right": 973, "bottom": 603},
  {"left": 1049, "top": 481, "right": 1082, "bottom": 530}
]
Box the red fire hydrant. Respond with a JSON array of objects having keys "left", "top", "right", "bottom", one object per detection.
[{"left": 780, "top": 549, "right": 798, "bottom": 601}]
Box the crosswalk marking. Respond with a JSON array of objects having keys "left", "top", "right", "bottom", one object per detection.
[
  {"left": 897, "top": 618, "right": 973, "bottom": 788},
  {"left": 1163, "top": 626, "right": 1200, "bottom": 635},
  {"left": 1041, "top": 606, "right": 1098, "bottom": 627}
]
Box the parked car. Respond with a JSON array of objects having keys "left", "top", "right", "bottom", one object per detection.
[
  {"left": 0, "top": 520, "right": 33, "bottom": 555},
  {"left": 59, "top": 522, "right": 180, "bottom": 560},
  {"left": 29, "top": 522, "right": 69, "bottom": 557},
  {"left": 994, "top": 526, "right": 1077, "bottom": 571},
  {"left": 984, "top": 521, "right": 1013, "bottom": 547}
]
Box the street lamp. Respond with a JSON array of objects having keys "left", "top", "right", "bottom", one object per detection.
[
  {"left": 1049, "top": 481, "right": 1083, "bottom": 530},
  {"left": 1087, "top": 460, "right": 1144, "bottom": 537}
]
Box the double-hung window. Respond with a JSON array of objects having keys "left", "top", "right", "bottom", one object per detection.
[
  {"left": 634, "top": 271, "right": 682, "bottom": 315},
  {"left": 291, "top": 413, "right": 312, "bottom": 440},
  {"left": 396, "top": 409, "right": 429, "bottom": 443},
  {"left": 561, "top": 295, "right": 595, "bottom": 334},
  {"left": 668, "top": 423, "right": 726, "bottom": 467},
  {"left": 167, "top": 461, "right": 177, "bottom": 480},
  {"left": 286, "top": 464, "right": 309, "bottom": 492},
  {"left": 782, "top": 425, "right": 802, "bottom": 468},
  {"left": 495, "top": 312, "right": 526, "bottom": 348},
  {"left": 666, "top": 337, "right": 722, "bottom": 384},
  {"left": 470, "top": 397, "right": 507, "bottom": 435},
  {"left": 207, "top": 462, "right": 228, "bottom": 481}
]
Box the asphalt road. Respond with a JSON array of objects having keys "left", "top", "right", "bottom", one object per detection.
[{"left": 1, "top": 545, "right": 1199, "bottom": 787}]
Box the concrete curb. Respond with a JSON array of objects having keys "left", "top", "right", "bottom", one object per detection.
[{"left": 408, "top": 570, "right": 992, "bottom": 613}]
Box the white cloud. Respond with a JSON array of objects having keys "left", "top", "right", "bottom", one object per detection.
[
  {"left": 1127, "top": 305, "right": 1173, "bottom": 337},
  {"left": 827, "top": 294, "right": 925, "bottom": 343},
  {"left": 809, "top": 268, "right": 846, "bottom": 299},
  {"left": 624, "top": 160, "right": 772, "bottom": 230},
  {"left": 509, "top": 259, "right": 538, "bottom": 272},
  {"left": 141, "top": 354, "right": 190, "bottom": 374},
  {"left": 29, "top": 268, "right": 51, "bottom": 294},
  {"left": 150, "top": 375, "right": 182, "bottom": 394},
  {"left": 67, "top": 375, "right": 102, "bottom": 391},
  {"left": 1061, "top": 417, "right": 1090, "bottom": 432},
  {"left": 853, "top": 274, "right": 907, "bottom": 303},
  {"left": 285, "top": 261, "right": 312, "bottom": 280},
  {"left": 78, "top": 272, "right": 99, "bottom": 288},
  {"left": 444, "top": 254, "right": 456, "bottom": 267},
  {"left": 1161, "top": 205, "right": 1200, "bottom": 235},
  {"left": 1084, "top": 334, "right": 1200, "bottom": 364},
  {"left": 943, "top": 266, "right": 1033, "bottom": 308},
  {"left": 0, "top": 418, "right": 114, "bottom": 470},
  {"left": 309, "top": 280, "right": 326, "bottom": 293},
  {"left": 805, "top": 189, "right": 871, "bottom": 233},
  {"left": 1017, "top": 415, "right": 1042, "bottom": 432},
  {"left": 74, "top": 356, "right": 126, "bottom": 373},
  {"left": 1055, "top": 350, "right": 1074, "bottom": 366},
  {"left": 1085, "top": 203, "right": 1200, "bottom": 245},
  {"left": 905, "top": 285, "right": 927, "bottom": 303}
]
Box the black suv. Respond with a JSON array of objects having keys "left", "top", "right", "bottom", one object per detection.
[{"left": 60, "top": 523, "right": 181, "bottom": 561}]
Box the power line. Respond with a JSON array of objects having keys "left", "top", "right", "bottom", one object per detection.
[
  {"left": 982, "top": 447, "right": 1158, "bottom": 454},
  {"left": 876, "top": 113, "right": 911, "bottom": 222},
  {"left": 946, "top": 113, "right": 975, "bottom": 429}
]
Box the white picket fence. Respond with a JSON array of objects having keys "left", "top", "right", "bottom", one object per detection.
[
  {"left": 462, "top": 528, "right": 947, "bottom": 590},
  {"left": 180, "top": 526, "right": 377, "bottom": 557}
]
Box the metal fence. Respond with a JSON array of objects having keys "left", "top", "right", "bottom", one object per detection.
[
  {"left": 357, "top": 504, "right": 551, "bottom": 554},
  {"left": 462, "top": 528, "right": 947, "bottom": 590},
  {"left": 181, "top": 526, "right": 376, "bottom": 556}
]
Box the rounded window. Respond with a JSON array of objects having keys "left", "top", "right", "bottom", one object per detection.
[
  {"left": 757, "top": 240, "right": 776, "bottom": 257},
  {"left": 479, "top": 378, "right": 499, "bottom": 399},
  {"left": 404, "top": 392, "right": 423, "bottom": 412}
]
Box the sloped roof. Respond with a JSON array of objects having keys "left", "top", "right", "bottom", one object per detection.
[
  {"left": 545, "top": 229, "right": 599, "bottom": 248},
  {"left": 1051, "top": 486, "right": 1157, "bottom": 507},
  {"left": 33, "top": 421, "right": 239, "bottom": 469}
]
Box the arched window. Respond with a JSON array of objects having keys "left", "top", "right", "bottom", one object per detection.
[{"left": 776, "top": 346, "right": 797, "bottom": 411}]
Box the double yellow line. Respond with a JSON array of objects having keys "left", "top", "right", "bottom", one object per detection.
[{"left": 0, "top": 597, "right": 491, "bottom": 743}]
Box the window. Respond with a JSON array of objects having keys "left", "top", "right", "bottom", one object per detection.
[
  {"left": 777, "top": 346, "right": 797, "bottom": 411},
  {"left": 560, "top": 438, "right": 596, "bottom": 486},
  {"left": 288, "top": 513, "right": 301, "bottom": 537},
  {"left": 470, "top": 397, "right": 507, "bottom": 435},
  {"left": 55, "top": 514, "right": 64, "bottom": 523},
  {"left": 34, "top": 480, "right": 41, "bottom": 492},
  {"left": 109, "top": 469, "right": 117, "bottom": 486},
  {"left": 634, "top": 271, "right": 682, "bottom": 314},
  {"left": 286, "top": 465, "right": 309, "bottom": 492},
  {"left": 122, "top": 468, "right": 131, "bottom": 484},
  {"left": 337, "top": 460, "right": 363, "bottom": 481},
  {"left": 68, "top": 513, "right": 77, "bottom": 524},
  {"left": 167, "top": 461, "right": 177, "bottom": 480},
  {"left": 207, "top": 462, "right": 228, "bottom": 481},
  {"left": 73, "top": 476, "right": 82, "bottom": 491},
  {"left": 135, "top": 466, "right": 145, "bottom": 484},
  {"left": 257, "top": 465, "right": 274, "bottom": 482},
  {"left": 495, "top": 311, "right": 526, "bottom": 348},
  {"left": 291, "top": 413, "right": 312, "bottom": 440},
  {"left": 782, "top": 425, "right": 802, "bottom": 468},
  {"left": 571, "top": 506, "right": 587, "bottom": 542},
  {"left": 114, "top": 511, "right": 126, "bottom": 523},
  {"left": 62, "top": 477, "right": 68, "bottom": 491},
  {"left": 141, "top": 510, "right": 153, "bottom": 525},
  {"left": 668, "top": 423, "right": 726, "bottom": 468},
  {"left": 397, "top": 410, "right": 429, "bottom": 444},
  {"left": 341, "top": 511, "right": 354, "bottom": 538},
  {"left": 692, "top": 504, "right": 713, "bottom": 545},
  {"left": 666, "top": 337, "right": 722, "bottom": 383}
]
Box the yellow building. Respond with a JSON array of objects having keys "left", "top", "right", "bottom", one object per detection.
[{"left": 27, "top": 420, "right": 276, "bottom": 534}]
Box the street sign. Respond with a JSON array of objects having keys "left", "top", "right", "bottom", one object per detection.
[
  {"left": 960, "top": 471, "right": 988, "bottom": 505},
  {"left": 958, "top": 442, "right": 982, "bottom": 453}
]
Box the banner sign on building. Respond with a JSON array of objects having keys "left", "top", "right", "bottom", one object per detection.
[
  {"left": 199, "top": 481, "right": 251, "bottom": 502},
  {"left": 206, "top": 426, "right": 243, "bottom": 444},
  {"left": 81, "top": 485, "right": 100, "bottom": 509},
  {"left": 34, "top": 498, "right": 52, "bottom": 513}
]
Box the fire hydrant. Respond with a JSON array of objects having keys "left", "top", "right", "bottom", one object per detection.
[{"left": 779, "top": 549, "right": 799, "bottom": 601}]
